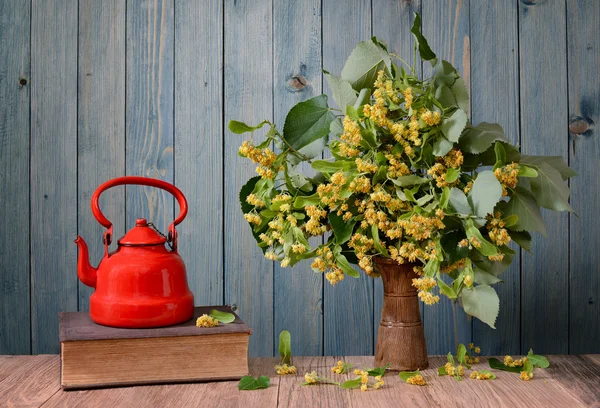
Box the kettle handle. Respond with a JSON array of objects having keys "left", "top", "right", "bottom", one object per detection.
[{"left": 91, "top": 176, "right": 188, "bottom": 250}]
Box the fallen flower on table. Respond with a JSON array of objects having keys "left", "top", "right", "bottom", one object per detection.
[
  {"left": 275, "top": 330, "right": 297, "bottom": 375},
  {"left": 275, "top": 364, "right": 297, "bottom": 375},
  {"left": 196, "top": 314, "right": 219, "bottom": 327},
  {"left": 438, "top": 345, "right": 468, "bottom": 381},
  {"left": 331, "top": 360, "right": 353, "bottom": 374},
  {"left": 399, "top": 370, "right": 426, "bottom": 386},
  {"left": 301, "top": 371, "right": 340, "bottom": 386},
  {"left": 488, "top": 349, "right": 548, "bottom": 381},
  {"left": 470, "top": 370, "right": 496, "bottom": 380},
  {"left": 209, "top": 309, "right": 235, "bottom": 324}
]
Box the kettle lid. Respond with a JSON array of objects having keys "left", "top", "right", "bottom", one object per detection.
[{"left": 118, "top": 218, "right": 167, "bottom": 246}]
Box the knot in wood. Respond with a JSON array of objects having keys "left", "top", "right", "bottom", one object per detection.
[
  {"left": 287, "top": 75, "right": 308, "bottom": 92},
  {"left": 569, "top": 116, "right": 593, "bottom": 135}
]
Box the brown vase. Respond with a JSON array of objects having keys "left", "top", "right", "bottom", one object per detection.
[{"left": 373, "top": 257, "right": 429, "bottom": 371}]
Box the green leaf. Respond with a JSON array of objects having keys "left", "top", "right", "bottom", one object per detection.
[
  {"left": 459, "top": 123, "right": 509, "bottom": 154},
  {"left": 521, "top": 155, "right": 577, "bottom": 180},
  {"left": 499, "top": 187, "right": 546, "bottom": 235},
  {"left": 228, "top": 120, "right": 269, "bottom": 134},
  {"left": 399, "top": 370, "right": 421, "bottom": 383},
  {"left": 461, "top": 284, "right": 500, "bottom": 329},
  {"left": 330, "top": 117, "right": 344, "bottom": 136},
  {"left": 493, "top": 141, "right": 506, "bottom": 170},
  {"left": 209, "top": 309, "right": 235, "bottom": 324},
  {"left": 390, "top": 175, "right": 430, "bottom": 187},
  {"left": 509, "top": 230, "right": 531, "bottom": 251},
  {"left": 447, "top": 352, "right": 455, "bottom": 365},
  {"left": 438, "top": 366, "right": 448, "bottom": 376},
  {"left": 530, "top": 162, "right": 573, "bottom": 212},
  {"left": 464, "top": 219, "right": 498, "bottom": 257},
  {"left": 293, "top": 193, "right": 321, "bottom": 208},
  {"left": 410, "top": 13, "right": 436, "bottom": 62},
  {"left": 445, "top": 167, "right": 461, "bottom": 184},
  {"left": 451, "top": 77, "right": 469, "bottom": 112},
  {"left": 435, "top": 85, "right": 456, "bottom": 108},
  {"left": 324, "top": 73, "right": 358, "bottom": 109},
  {"left": 441, "top": 109, "right": 468, "bottom": 143},
  {"left": 474, "top": 268, "right": 502, "bottom": 285},
  {"left": 240, "top": 176, "right": 262, "bottom": 214},
  {"left": 523, "top": 359, "right": 534, "bottom": 375},
  {"left": 503, "top": 215, "right": 519, "bottom": 228},
  {"left": 448, "top": 188, "right": 472, "bottom": 215},
  {"left": 311, "top": 159, "right": 355, "bottom": 173},
  {"left": 329, "top": 212, "right": 357, "bottom": 245},
  {"left": 354, "top": 88, "right": 371, "bottom": 109},
  {"left": 336, "top": 253, "right": 361, "bottom": 278},
  {"left": 518, "top": 165, "right": 538, "bottom": 178},
  {"left": 488, "top": 358, "right": 522, "bottom": 373},
  {"left": 238, "top": 375, "right": 271, "bottom": 390},
  {"left": 469, "top": 171, "right": 503, "bottom": 218},
  {"left": 432, "top": 136, "right": 454, "bottom": 157},
  {"left": 438, "top": 277, "right": 457, "bottom": 299},
  {"left": 456, "top": 344, "right": 468, "bottom": 365},
  {"left": 367, "top": 364, "right": 390, "bottom": 377},
  {"left": 279, "top": 330, "right": 292, "bottom": 365},
  {"left": 341, "top": 40, "right": 391, "bottom": 91},
  {"left": 340, "top": 378, "right": 363, "bottom": 389},
  {"left": 283, "top": 95, "right": 335, "bottom": 151},
  {"left": 371, "top": 225, "right": 389, "bottom": 256},
  {"left": 527, "top": 349, "right": 550, "bottom": 368},
  {"left": 439, "top": 187, "right": 450, "bottom": 209}
]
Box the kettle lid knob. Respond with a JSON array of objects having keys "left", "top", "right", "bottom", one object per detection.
[{"left": 135, "top": 218, "right": 148, "bottom": 227}]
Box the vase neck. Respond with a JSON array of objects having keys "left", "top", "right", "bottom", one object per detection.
[{"left": 374, "top": 259, "right": 418, "bottom": 296}]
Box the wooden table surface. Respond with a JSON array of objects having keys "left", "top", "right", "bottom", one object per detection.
[{"left": 1, "top": 355, "right": 599, "bottom": 407}]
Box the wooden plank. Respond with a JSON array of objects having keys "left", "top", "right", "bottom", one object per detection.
[
  {"left": 174, "top": 0, "right": 223, "bottom": 306},
  {"left": 30, "top": 0, "right": 78, "bottom": 354},
  {"left": 322, "top": 0, "right": 374, "bottom": 357},
  {"left": 272, "top": 0, "right": 323, "bottom": 356},
  {"left": 224, "top": 0, "right": 274, "bottom": 357},
  {"left": 567, "top": 0, "right": 600, "bottom": 354},
  {"left": 77, "top": 0, "right": 126, "bottom": 312},
  {"left": 125, "top": 0, "right": 174, "bottom": 233},
  {"left": 43, "top": 357, "right": 280, "bottom": 408},
  {"left": 0, "top": 355, "right": 60, "bottom": 407},
  {"left": 519, "top": 0, "right": 569, "bottom": 354},
  {"left": 469, "top": 0, "right": 521, "bottom": 355},
  {"left": 422, "top": 0, "right": 472, "bottom": 355},
  {"left": 371, "top": 0, "right": 422, "bottom": 349},
  {"left": 547, "top": 355, "right": 600, "bottom": 407},
  {"left": 0, "top": 0, "right": 30, "bottom": 354}
]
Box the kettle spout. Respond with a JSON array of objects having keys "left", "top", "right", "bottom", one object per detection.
[{"left": 74, "top": 236, "right": 97, "bottom": 288}]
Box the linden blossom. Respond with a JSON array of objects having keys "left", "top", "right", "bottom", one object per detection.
[{"left": 230, "top": 12, "right": 575, "bottom": 329}]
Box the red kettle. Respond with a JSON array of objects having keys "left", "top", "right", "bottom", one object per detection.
[{"left": 74, "top": 176, "right": 194, "bottom": 328}]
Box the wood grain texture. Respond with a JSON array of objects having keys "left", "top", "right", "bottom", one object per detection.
[
  {"left": 273, "top": 0, "right": 323, "bottom": 357},
  {"left": 224, "top": 0, "right": 274, "bottom": 357},
  {"left": 0, "top": 355, "right": 599, "bottom": 407},
  {"left": 0, "top": 0, "right": 30, "bottom": 354},
  {"left": 422, "top": 0, "right": 472, "bottom": 355},
  {"left": 519, "top": 0, "right": 569, "bottom": 354},
  {"left": 567, "top": 0, "right": 600, "bottom": 354},
  {"left": 30, "top": 0, "right": 78, "bottom": 354},
  {"left": 322, "top": 0, "right": 374, "bottom": 357},
  {"left": 77, "top": 0, "right": 126, "bottom": 312},
  {"left": 371, "top": 0, "right": 422, "bottom": 350},
  {"left": 0, "top": 355, "right": 60, "bottom": 407},
  {"left": 126, "top": 0, "right": 175, "bottom": 234},
  {"left": 470, "top": 0, "right": 521, "bottom": 355},
  {"left": 174, "top": 0, "right": 223, "bottom": 306}
]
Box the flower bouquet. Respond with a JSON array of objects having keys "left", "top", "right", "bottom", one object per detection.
[{"left": 230, "top": 13, "right": 575, "bottom": 369}]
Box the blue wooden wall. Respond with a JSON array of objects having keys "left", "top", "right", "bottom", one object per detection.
[{"left": 0, "top": 0, "right": 598, "bottom": 356}]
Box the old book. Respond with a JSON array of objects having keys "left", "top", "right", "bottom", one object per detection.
[{"left": 59, "top": 306, "right": 252, "bottom": 390}]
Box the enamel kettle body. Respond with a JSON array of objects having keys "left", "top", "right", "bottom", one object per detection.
[{"left": 75, "top": 176, "right": 194, "bottom": 328}]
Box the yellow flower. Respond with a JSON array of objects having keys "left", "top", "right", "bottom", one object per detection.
[
  {"left": 326, "top": 267, "right": 344, "bottom": 285},
  {"left": 403, "top": 87, "right": 413, "bottom": 109},
  {"left": 196, "top": 314, "right": 218, "bottom": 327},
  {"left": 470, "top": 370, "right": 492, "bottom": 380},
  {"left": 246, "top": 193, "right": 265, "bottom": 208},
  {"left": 304, "top": 371, "right": 319, "bottom": 384},
  {"left": 275, "top": 364, "right": 297, "bottom": 375},
  {"left": 406, "top": 374, "right": 426, "bottom": 385},
  {"left": 504, "top": 355, "right": 527, "bottom": 367},
  {"left": 421, "top": 110, "right": 441, "bottom": 126},
  {"left": 418, "top": 290, "right": 440, "bottom": 305},
  {"left": 360, "top": 384, "right": 368, "bottom": 392},
  {"left": 520, "top": 371, "right": 533, "bottom": 381},
  {"left": 475, "top": 347, "right": 481, "bottom": 354},
  {"left": 331, "top": 360, "right": 345, "bottom": 374},
  {"left": 412, "top": 277, "right": 437, "bottom": 291},
  {"left": 243, "top": 212, "right": 262, "bottom": 225},
  {"left": 355, "top": 158, "right": 378, "bottom": 173},
  {"left": 494, "top": 163, "right": 519, "bottom": 196}
]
